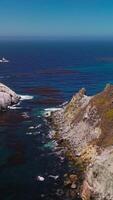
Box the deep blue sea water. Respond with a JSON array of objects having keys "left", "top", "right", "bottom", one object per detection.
[{"left": 0, "top": 39, "right": 113, "bottom": 200}]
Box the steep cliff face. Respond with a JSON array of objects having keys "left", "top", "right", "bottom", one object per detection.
[
  {"left": 48, "top": 84, "right": 113, "bottom": 200},
  {"left": 0, "top": 83, "right": 20, "bottom": 110}
]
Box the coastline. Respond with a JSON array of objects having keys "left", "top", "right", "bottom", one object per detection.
[
  {"left": 45, "top": 88, "right": 91, "bottom": 199},
  {"left": 45, "top": 84, "right": 113, "bottom": 200}
]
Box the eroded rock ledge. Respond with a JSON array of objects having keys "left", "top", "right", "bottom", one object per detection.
[
  {"left": 0, "top": 83, "right": 20, "bottom": 111},
  {"left": 47, "top": 84, "right": 113, "bottom": 200}
]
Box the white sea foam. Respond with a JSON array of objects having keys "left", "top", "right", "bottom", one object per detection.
[
  {"left": 36, "top": 124, "right": 42, "bottom": 128},
  {"left": 26, "top": 132, "right": 33, "bottom": 135},
  {"left": 8, "top": 95, "right": 33, "bottom": 110},
  {"left": 36, "top": 176, "right": 45, "bottom": 182},
  {"left": 44, "top": 107, "right": 61, "bottom": 118},
  {"left": 19, "top": 95, "right": 34, "bottom": 100},
  {"left": 8, "top": 101, "right": 21, "bottom": 110},
  {"left": 28, "top": 124, "right": 41, "bottom": 130},
  {"left": 59, "top": 101, "right": 68, "bottom": 107},
  {"left": 44, "top": 107, "right": 61, "bottom": 112},
  {"left": 29, "top": 126, "right": 35, "bottom": 129},
  {"left": 48, "top": 175, "right": 59, "bottom": 180},
  {"left": 8, "top": 106, "right": 22, "bottom": 110}
]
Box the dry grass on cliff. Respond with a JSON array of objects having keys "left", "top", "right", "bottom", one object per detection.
[{"left": 91, "top": 85, "right": 113, "bottom": 147}]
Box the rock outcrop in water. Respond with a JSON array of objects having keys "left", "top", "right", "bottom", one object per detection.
[
  {"left": 47, "top": 84, "right": 113, "bottom": 200},
  {"left": 0, "top": 83, "right": 20, "bottom": 111}
]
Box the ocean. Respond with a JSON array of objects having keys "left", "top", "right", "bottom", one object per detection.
[{"left": 0, "top": 39, "right": 113, "bottom": 200}]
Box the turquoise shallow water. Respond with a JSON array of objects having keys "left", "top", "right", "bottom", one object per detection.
[{"left": 0, "top": 39, "right": 113, "bottom": 200}]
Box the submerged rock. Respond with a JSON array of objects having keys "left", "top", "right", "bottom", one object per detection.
[
  {"left": 47, "top": 84, "right": 113, "bottom": 200},
  {"left": 0, "top": 83, "right": 20, "bottom": 111}
]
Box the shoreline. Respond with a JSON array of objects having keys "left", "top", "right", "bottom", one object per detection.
[
  {"left": 45, "top": 89, "right": 90, "bottom": 199},
  {"left": 45, "top": 85, "right": 113, "bottom": 200}
]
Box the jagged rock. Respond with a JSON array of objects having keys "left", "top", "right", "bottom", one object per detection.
[
  {"left": 47, "top": 84, "right": 113, "bottom": 200},
  {"left": 0, "top": 83, "right": 20, "bottom": 111},
  {"left": 81, "top": 180, "right": 91, "bottom": 200},
  {"left": 64, "top": 173, "right": 78, "bottom": 190},
  {"left": 69, "top": 174, "right": 77, "bottom": 183}
]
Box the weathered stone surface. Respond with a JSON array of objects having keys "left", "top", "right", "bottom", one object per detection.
[
  {"left": 81, "top": 180, "right": 91, "bottom": 200},
  {"left": 47, "top": 84, "right": 113, "bottom": 200},
  {"left": 86, "top": 147, "right": 113, "bottom": 200},
  {"left": 0, "top": 83, "right": 20, "bottom": 111}
]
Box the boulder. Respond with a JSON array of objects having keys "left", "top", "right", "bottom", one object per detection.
[{"left": 0, "top": 83, "right": 20, "bottom": 111}]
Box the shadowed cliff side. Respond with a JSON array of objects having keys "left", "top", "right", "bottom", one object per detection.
[{"left": 46, "top": 84, "right": 113, "bottom": 200}]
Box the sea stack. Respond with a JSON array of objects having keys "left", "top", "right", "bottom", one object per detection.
[
  {"left": 47, "top": 84, "right": 113, "bottom": 200},
  {"left": 0, "top": 83, "right": 20, "bottom": 111}
]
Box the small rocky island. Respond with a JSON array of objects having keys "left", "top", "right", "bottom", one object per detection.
[
  {"left": 46, "top": 84, "right": 113, "bottom": 200},
  {"left": 0, "top": 83, "right": 20, "bottom": 111}
]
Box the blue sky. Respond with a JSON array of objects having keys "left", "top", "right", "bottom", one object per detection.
[{"left": 0, "top": 0, "right": 113, "bottom": 38}]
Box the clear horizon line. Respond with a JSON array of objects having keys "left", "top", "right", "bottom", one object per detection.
[{"left": 0, "top": 35, "right": 113, "bottom": 41}]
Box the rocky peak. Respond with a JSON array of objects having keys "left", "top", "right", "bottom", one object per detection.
[{"left": 48, "top": 84, "right": 113, "bottom": 200}]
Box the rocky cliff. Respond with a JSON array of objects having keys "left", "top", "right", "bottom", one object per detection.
[
  {"left": 0, "top": 83, "right": 20, "bottom": 111},
  {"left": 47, "top": 84, "right": 113, "bottom": 200}
]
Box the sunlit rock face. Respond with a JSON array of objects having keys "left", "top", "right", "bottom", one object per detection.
[
  {"left": 0, "top": 83, "right": 20, "bottom": 111},
  {"left": 85, "top": 148, "right": 113, "bottom": 200},
  {"left": 48, "top": 84, "right": 113, "bottom": 200}
]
